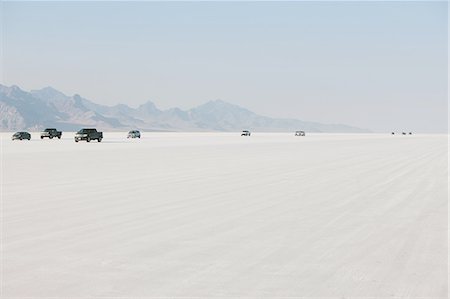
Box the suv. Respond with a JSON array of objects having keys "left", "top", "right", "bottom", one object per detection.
[
  {"left": 75, "top": 128, "right": 103, "bottom": 142},
  {"left": 40, "top": 128, "right": 62, "bottom": 139},
  {"left": 241, "top": 130, "right": 251, "bottom": 136},
  {"left": 127, "top": 130, "right": 141, "bottom": 138},
  {"left": 12, "top": 132, "right": 31, "bottom": 140}
]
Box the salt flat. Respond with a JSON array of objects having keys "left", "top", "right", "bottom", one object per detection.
[{"left": 2, "top": 132, "right": 448, "bottom": 297}]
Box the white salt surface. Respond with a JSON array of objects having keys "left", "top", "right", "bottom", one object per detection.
[{"left": 2, "top": 132, "right": 448, "bottom": 297}]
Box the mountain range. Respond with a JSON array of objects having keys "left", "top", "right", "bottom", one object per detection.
[{"left": 0, "top": 84, "right": 369, "bottom": 132}]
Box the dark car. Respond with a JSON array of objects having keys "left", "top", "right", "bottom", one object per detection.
[
  {"left": 127, "top": 130, "right": 141, "bottom": 138},
  {"left": 241, "top": 130, "right": 251, "bottom": 136},
  {"left": 75, "top": 128, "right": 103, "bottom": 142},
  {"left": 12, "top": 132, "right": 31, "bottom": 140},
  {"left": 40, "top": 128, "right": 62, "bottom": 139}
]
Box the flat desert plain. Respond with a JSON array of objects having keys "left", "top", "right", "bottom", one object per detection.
[{"left": 2, "top": 132, "right": 448, "bottom": 297}]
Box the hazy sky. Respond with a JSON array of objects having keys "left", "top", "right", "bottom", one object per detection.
[{"left": 1, "top": 1, "right": 447, "bottom": 132}]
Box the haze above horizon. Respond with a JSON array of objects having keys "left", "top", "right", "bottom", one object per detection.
[{"left": 1, "top": 1, "right": 447, "bottom": 133}]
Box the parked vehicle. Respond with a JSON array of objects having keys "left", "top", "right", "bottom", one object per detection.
[
  {"left": 295, "top": 131, "right": 305, "bottom": 136},
  {"left": 40, "top": 128, "right": 62, "bottom": 139},
  {"left": 391, "top": 132, "right": 395, "bottom": 135},
  {"left": 241, "top": 130, "right": 251, "bottom": 136},
  {"left": 12, "top": 132, "right": 31, "bottom": 140},
  {"left": 127, "top": 130, "right": 141, "bottom": 138},
  {"left": 75, "top": 128, "right": 103, "bottom": 142}
]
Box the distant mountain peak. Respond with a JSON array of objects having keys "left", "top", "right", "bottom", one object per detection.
[
  {"left": 40, "top": 86, "right": 62, "bottom": 93},
  {"left": 0, "top": 84, "right": 13, "bottom": 93},
  {"left": 138, "top": 100, "right": 161, "bottom": 113},
  {"left": 2, "top": 84, "right": 29, "bottom": 97},
  {"left": 30, "top": 86, "right": 71, "bottom": 105},
  {"left": 193, "top": 99, "right": 254, "bottom": 117},
  {"left": 205, "top": 99, "right": 229, "bottom": 105},
  {"left": 141, "top": 100, "right": 158, "bottom": 107},
  {"left": 212, "top": 98, "right": 226, "bottom": 103},
  {"left": 32, "top": 86, "right": 65, "bottom": 95},
  {"left": 197, "top": 99, "right": 230, "bottom": 108}
]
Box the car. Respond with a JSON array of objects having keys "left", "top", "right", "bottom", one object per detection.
[
  {"left": 241, "top": 130, "right": 251, "bottom": 136},
  {"left": 127, "top": 130, "right": 141, "bottom": 138},
  {"left": 12, "top": 132, "right": 31, "bottom": 140},
  {"left": 74, "top": 128, "right": 103, "bottom": 142},
  {"left": 295, "top": 131, "right": 305, "bottom": 136},
  {"left": 40, "top": 128, "right": 62, "bottom": 139}
]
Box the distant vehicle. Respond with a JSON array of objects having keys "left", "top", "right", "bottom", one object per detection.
[
  {"left": 75, "top": 128, "right": 103, "bottom": 142},
  {"left": 295, "top": 131, "right": 305, "bottom": 136},
  {"left": 409, "top": 132, "right": 412, "bottom": 135},
  {"left": 402, "top": 132, "right": 407, "bottom": 135},
  {"left": 12, "top": 132, "right": 31, "bottom": 140},
  {"left": 127, "top": 130, "right": 141, "bottom": 138},
  {"left": 40, "top": 128, "right": 62, "bottom": 139},
  {"left": 241, "top": 130, "right": 251, "bottom": 136},
  {"left": 391, "top": 132, "right": 395, "bottom": 135}
]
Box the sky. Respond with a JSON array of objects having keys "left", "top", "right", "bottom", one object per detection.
[{"left": 0, "top": 1, "right": 448, "bottom": 133}]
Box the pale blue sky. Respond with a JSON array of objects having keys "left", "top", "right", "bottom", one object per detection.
[{"left": 1, "top": 1, "right": 447, "bottom": 132}]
